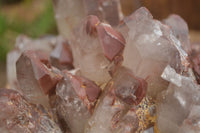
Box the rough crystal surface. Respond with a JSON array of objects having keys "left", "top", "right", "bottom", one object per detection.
[{"left": 0, "top": 88, "right": 62, "bottom": 133}]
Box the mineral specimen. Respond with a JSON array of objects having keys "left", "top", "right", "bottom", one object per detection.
[
  {"left": 0, "top": 88, "right": 62, "bottom": 133},
  {"left": 55, "top": 71, "right": 101, "bottom": 133},
  {"left": 52, "top": 0, "right": 123, "bottom": 38},
  {"left": 70, "top": 15, "right": 125, "bottom": 84},
  {"left": 4, "top": 3, "right": 200, "bottom": 133}
]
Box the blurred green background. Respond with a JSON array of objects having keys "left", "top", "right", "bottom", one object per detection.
[
  {"left": 0, "top": 0, "right": 57, "bottom": 62},
  {"left": 0, "top": 0, "right": 57, "bottom": 87}
]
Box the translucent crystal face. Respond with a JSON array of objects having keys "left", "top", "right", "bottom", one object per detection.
[
  {"left": 157, "top": 66, "right": 200, "bottom": 133},
  {"left": 85, "top": 67, "right": 147, "bottom": 133},
  {"left": 180, "top": 105, "right": 200, "bottom": 133},
  {"left": 16, "top": 51, "right": 62, "bottom": 107},
  {"left": 53, "top": 0, "right": 85, "bottom": 38},
  {"left": 50, "top": 38, "right": 73, "bottom": 70},
  {"left": 163, "top": 14, "right": 191, "bottom": 53},
  {"left": 70, "top": 16, "right": 125, "bottom": 85},
  {"left": 7, "top": 35, "right": 58, "bottom": 90},
  {"left": 53, "top": 0, "right": 122, "bottom": 38},
  {"left": 55, "top": 72, "right": 101, "bottom": 133}
]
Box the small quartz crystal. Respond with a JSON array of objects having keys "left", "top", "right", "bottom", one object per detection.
[
  {"left": 50, "top": 37, "right": 73, "bottom": 70},
  {"left": 55, "top": 71, "right": 101, "bottom": 133},
  {"left": 16, "top": 50, "right": 62, "bottom": 107},
  {"left": 7, "top": 35, "right": 58, "bottom": 90}
]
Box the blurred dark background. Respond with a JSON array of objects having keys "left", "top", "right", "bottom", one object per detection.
[
  {"left": 121, "top": 0, "right": 200, "bottom": 30},
  {"left": 0, "top": 0, "right": 200, "bottom": 87}
]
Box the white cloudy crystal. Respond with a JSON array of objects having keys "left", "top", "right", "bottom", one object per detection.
[
  {"left": 7, "top": 50, "right": 21, "bottom": 89},
  {"left": 52, "top": 0, "right": 123, "bottom": 38},
  {"left": 121, "top": 7, "right": 189, "bottom": 98},
  {"left": 180, "top": 105, "right": 200, "bottom": 133},
  {"left": 163, "top": 14, "right": 191, "bottom": 53},
  {"left": 157, "top": 66, "right": 200, "bottom": 133},
  {"left": 143, "top": 127, "right": 154, "bottom": 133},
  {"left": 15, "top": 35, "right": 56, "bottom": 53},
  {"left": 52, "top": 0, "right": 85, "bottom": 38},
  {"left": 71, "top": 23, "right": 111, "bottom": 84}
]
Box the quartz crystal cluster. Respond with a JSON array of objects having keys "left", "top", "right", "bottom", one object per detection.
[{"left": 2, "top": 1, "right": 200, "bottom": 133}]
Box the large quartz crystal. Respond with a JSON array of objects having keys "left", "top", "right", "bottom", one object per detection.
[
  {"left": 0, "top": 88, "right": 62, "bottom": 133},
  {"left": 52, "top": 0, "right": 123, "bottom": 38},
  {"left": 70, "top": 15, "right": 125, "bottom": 84},
  {"left": 121, "top": 7, "right": 189, "bottom": 98}
]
